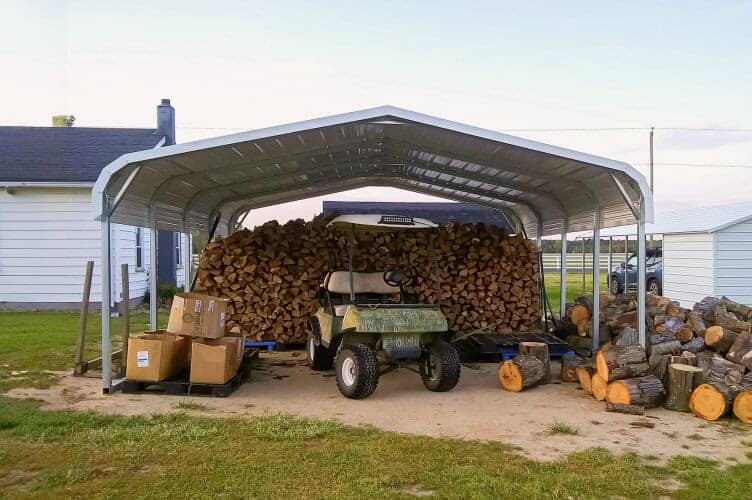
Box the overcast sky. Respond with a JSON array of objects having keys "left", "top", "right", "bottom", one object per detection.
[{"left": 2, "top": 0, "right": 751, "bottom": 228}]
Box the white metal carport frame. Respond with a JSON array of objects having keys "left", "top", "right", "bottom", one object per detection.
[{"left": 93, "top": 105, "right": 653, "bottom": 393}]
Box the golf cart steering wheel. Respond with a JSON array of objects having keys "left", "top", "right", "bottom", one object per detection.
[{"left": 383, "top": 268, "right": 410, "bottom": 287}]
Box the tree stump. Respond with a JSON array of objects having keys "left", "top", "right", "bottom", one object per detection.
[
  {"left": 606, "top": 375, "right": 665, "bottom": 407},
  {"left": 689, "top": 383, "right": 738, "bottom": 421},
  {"left": 560, "top": 353, "right": 586, "bottom": 383},
  {"left": 663, "top": 363, "right": 704, "bottom": 412},
  {"left": 498, "top": 355, "right": 546, "bottom": 392},
  {"left": 519, "top": 342, "right": 550, "bottom": 383},
  {"left": 733, "top": 391, "right": 752, "bottom": 424},
  {"left": 705, "top": 326, "right": 739, "bottom": 354},
  {"left": 576, "top": 366, "right": 595, "bottom": 395},
  {"left": 726, "top": 333, "right": 752, "bottom": 370},
  {"left": 592, "top": 374, "right": 608, "bottom": 401}
]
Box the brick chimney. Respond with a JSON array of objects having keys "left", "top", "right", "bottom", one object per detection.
[{"left": 156, "top": 98, "right": 175, "bottom": 146}]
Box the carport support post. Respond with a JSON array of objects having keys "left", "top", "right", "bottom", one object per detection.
[
  {"left": 559, "top": 225, "right": 567, "bottom": 316},
  {"left": 183, "top": 233, "right": 192, "bottom": 291},
  {"left": 100, "top": 201, "right": 112, "bottom": 393},
  {"left": 607, "top": 237, "right": 613, "bottom": 295},
  {"left": 624, "top": 235, "right": 629, "bottom": 291},
  {"left": 592, "top": 214, "right": 601, "bottom": 350},
  {"left": 637, "top": 205, "right": 647, "bottom": 346},
  {"left": 149, "top": 208, "right": 158, "bottom": 330}
]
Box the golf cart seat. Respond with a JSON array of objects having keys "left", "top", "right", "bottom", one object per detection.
[{"left": 325, "top": 271, "right": 400, "bottom": 316}]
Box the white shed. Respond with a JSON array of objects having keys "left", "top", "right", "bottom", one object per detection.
[{"left": 659, "top": 203, "right": 752, "bottom": 308}]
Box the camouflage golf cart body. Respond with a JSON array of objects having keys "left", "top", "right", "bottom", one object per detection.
[{"left": 307, "top": 214, "right": 461, "bottom": 399}]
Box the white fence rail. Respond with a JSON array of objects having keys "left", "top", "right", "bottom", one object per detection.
[{"left": 542, "top": 253, "right": 625, "bottom": 272}]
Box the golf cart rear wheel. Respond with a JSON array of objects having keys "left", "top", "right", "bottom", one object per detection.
[
  {"left": 307, "top": 320, "right": 333, "bottom": 371},
  {"left": 335, "top": 344, "right": 379, "bottom": 399},
  {"left": 420, "top": 340, "right": 461, "bottom": 392}
]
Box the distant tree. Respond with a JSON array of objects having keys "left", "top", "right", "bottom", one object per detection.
[{"left": 52, "top": 115, "right": 75, "bottom": 127}]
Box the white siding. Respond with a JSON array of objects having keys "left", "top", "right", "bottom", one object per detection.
[
  {"left": 662, "top": 233, "right": 714, "bottom": 308},
  {"left": 714, "top": 221, "right": 752, "bottom": 306},
  {"left": 0, "top": 186, "right": 184, "bottom": 308}
]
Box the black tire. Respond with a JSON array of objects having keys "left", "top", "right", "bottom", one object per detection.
[
  {"left": 307, "top": 320, "right": 333, "bottom": 371},
  {"left": 335, "top": 344, "right": 379, "bottom": 399},
  {"left": 610, "top": 277, "right": 622, "bottom": 295},
  {"left": 647, "top": 278, "right": 661, "bottom": 295},
  {"left": 420, "top": 340, "right": 461, "bottom": 392}
]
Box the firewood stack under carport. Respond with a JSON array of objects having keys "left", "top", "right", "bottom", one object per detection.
[{"left": 195, "top": 215, "right": 542, "bottom": 344}]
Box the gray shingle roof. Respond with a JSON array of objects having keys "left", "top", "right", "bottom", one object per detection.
[{"left": 0, "top": 126, "right": 165, "bottom": 183}]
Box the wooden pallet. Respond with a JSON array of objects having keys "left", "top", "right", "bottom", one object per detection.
[
  {"left": 453, "top": 332, "right": 573, "bottom": 363},
  {"left": 122, "top": 348, "right": 257, "bottom": 398}
]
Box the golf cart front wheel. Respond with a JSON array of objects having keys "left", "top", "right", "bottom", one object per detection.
[
  {"left": 335, "top": 344, "right": 379, "bottom": 399},
  {"left": 420, "top": 340, "right": 461, "bottom": 392},
  {"left": 307, "top": 321, "right": 333, "bottom": 371}
]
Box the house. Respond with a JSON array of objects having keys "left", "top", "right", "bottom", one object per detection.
[
  {"left": 322, "top": 201, "right": 517, "bottom": 231},
  {"left": 0, "top": 99, "right": 188, "bottom": 310}
]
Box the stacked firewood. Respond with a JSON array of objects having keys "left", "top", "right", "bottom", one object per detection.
[
  {"left": 564, "top": 292, "right": 752, "bottom": 423},
  {"left": 195, "top": 215, "right": 542, "bottom": 344}
]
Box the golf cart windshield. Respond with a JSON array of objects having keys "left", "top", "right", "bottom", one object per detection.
[{"left": 327, "top": 214, "right": 437, "bottom": 232}]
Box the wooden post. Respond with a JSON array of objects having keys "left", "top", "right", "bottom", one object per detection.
[
  {"left": 120, "top": 263, "right": 130, "bottom": 378},
  {"left": 74, "top": 261, "right": 94, "bottom": 376}
]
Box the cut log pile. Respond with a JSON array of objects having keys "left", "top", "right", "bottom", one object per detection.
[
  {"left": 195, "top": 215, "right": 541, "bottom": 344},
  {"left": 562, "top": 292, "right": 752, "bottom": 423}
]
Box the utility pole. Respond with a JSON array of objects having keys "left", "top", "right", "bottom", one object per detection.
[{"left": 649, "top": 126, "right": 654, "bottom": 244}]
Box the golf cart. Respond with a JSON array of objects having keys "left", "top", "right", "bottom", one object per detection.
[{"left": 306, "top": 214, "right": 461, "bottom": 399}]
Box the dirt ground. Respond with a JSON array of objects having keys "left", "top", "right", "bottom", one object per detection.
[{"left": 9, "top": 351, "right": 751, "bottom": 463}]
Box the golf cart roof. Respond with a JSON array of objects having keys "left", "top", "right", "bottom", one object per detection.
[{"left": 327, "top": 214, "right": 438, "bottom": 232}]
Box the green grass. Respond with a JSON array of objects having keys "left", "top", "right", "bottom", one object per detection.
[
  {"left": 543, "top": 272, "right": 608, "bottom": 315},
  {"left": 0, "top": 310, "right": 166, "bottom": 393},
  {"left": 1, "top": 397, "right": 750, "bottom": 499},
  {"left": 548, "top": 420, "right": 580, "bottom": 436},
  {"left": 174, "top": 400, "right": 210, "bottom": 412}
]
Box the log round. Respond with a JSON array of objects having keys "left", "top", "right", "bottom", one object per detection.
[
  {"left": 733, "top": 391, "right": 752, "bottom": 424},
  {"left": 663, "top": 364, "right": 704, "bottom": 412},
  {"left": 519, "top": 342, "right": 550, "bottom": 383},
  {"left": 705, "top": 326, "right": 739, "bottom": 354},
  {"left": 498, "top": 356, "right": 546, "bottom": 392},
  {"left": 689, "top": 383, "right": 735, "bottom": 421},
  {"left": 560, "top": 354, "right": 586, "bottom": 383},
  {"left": 592, "top": 374, "right": 608, "bottom": 401},
  {"left": 576, "top": 366, "right": 594, "bottom": 395},
  {"left": 596, "top": 345, "right": 649, "bottom": 382},
  {"left": 606, "top": 375, "right": 665, "bottom": 407}
]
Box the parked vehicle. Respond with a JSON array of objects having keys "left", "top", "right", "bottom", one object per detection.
[
  {"left": 610, "top": 249, "right": 663, "bottom": 295},
  {"left": 306, "top": 214, "right": 461, "bottom": 399}
]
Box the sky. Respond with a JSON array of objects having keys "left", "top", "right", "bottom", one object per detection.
[{"left": 1, "top": 0, "right": 751, "bottom": 228}]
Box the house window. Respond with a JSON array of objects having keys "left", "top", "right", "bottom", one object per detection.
[
  {"left": 135, "top": 228, "right": 143, "bottom": 269},
  {"left": 175, "top": 233, "right": 182, "bottom": 266}
]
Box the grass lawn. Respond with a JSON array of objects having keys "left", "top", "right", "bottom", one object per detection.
[
  {"left": 543, "top": 272, "right": 608, "bottom": 315},
  {"left": 0, "top": 310, "right": 166, "bottom": 393},
  {"left": 2, "top": 397, "right": 751, "bottom": 499}
]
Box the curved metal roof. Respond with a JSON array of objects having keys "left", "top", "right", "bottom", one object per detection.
[{"left": 92, "top": 106, "right": 653, "bottom": 237}]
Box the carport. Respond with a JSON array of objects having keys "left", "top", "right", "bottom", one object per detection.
[{"left": 93, "top": 106, "right": 653, "bottom": 392}]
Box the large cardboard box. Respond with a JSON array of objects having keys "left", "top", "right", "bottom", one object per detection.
[
  {"left": 125, "top": 332, "right": 189, "bottom": 382},
  {"left": 189, "top": 336, "right": 245, "bottom": 384},
  {"left": 167, "top": 292, "right": 229, "bottom": 339}
]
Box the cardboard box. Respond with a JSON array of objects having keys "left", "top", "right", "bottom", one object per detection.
[
  {"left": 125, "top": 332, "right": 189, "bottom": 382},
  {"left": 167, "top": 292, "right": 229, "bottom": 339},
  {"left": 189, "top": 336, "right": 245, "bottom": 384}
]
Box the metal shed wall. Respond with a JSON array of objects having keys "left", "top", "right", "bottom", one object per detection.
[{"left": 714, "top": 220, "right": 752, "bottom": 306}]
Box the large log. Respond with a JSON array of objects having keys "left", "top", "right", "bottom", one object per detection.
[
  {"left": 596, "top": 344, "right": 649, "bottom": 382},
  {"left": 733, "top": 391, "right": 752, "bottom": 424},
  {"left": 726, "top": 332, "right": 752, "bottom": 370},
  {"left": 519, "top": 342, "right": 550, "bottom": 383},
  {"left": 704, "top": 326, "right": 738, "bottom": 354},
  {"left": 693, "top": 296, "right": 720, "bottom": 323},
  {"left": 560, "top": 353, "right": 586, "bottom": 383},
  {"left": 592, "top": 374, "right": 608, "bottom": 401},
  {"left": 687, "top": 311, "right": 707, "bottom": 338},
  {"left": 713, "top": 305, "right": 751, "bottom": 335},
  {"left": 649, "top": 340, "right": 682, "bottom": 356},
  {"left": 680, "top": 337, "right": 705, "bottom": 354},
  {"left": 720, "top": 296, "right": 752, "bottom": 322},
  {"left": 690, "top": 382, "right": 748, "bottom": 421},
  {"left": 663, "top": 363, "right": 704, "bottom": 412},
  {"left": 606, "top": 375, "right": 665, "bottom": 408},
  {"left": 499, "top": 356, "right": 547, "bottom": 392},
  {"left": 576, "top": 366, "right": 595, "bottom": 395}
]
